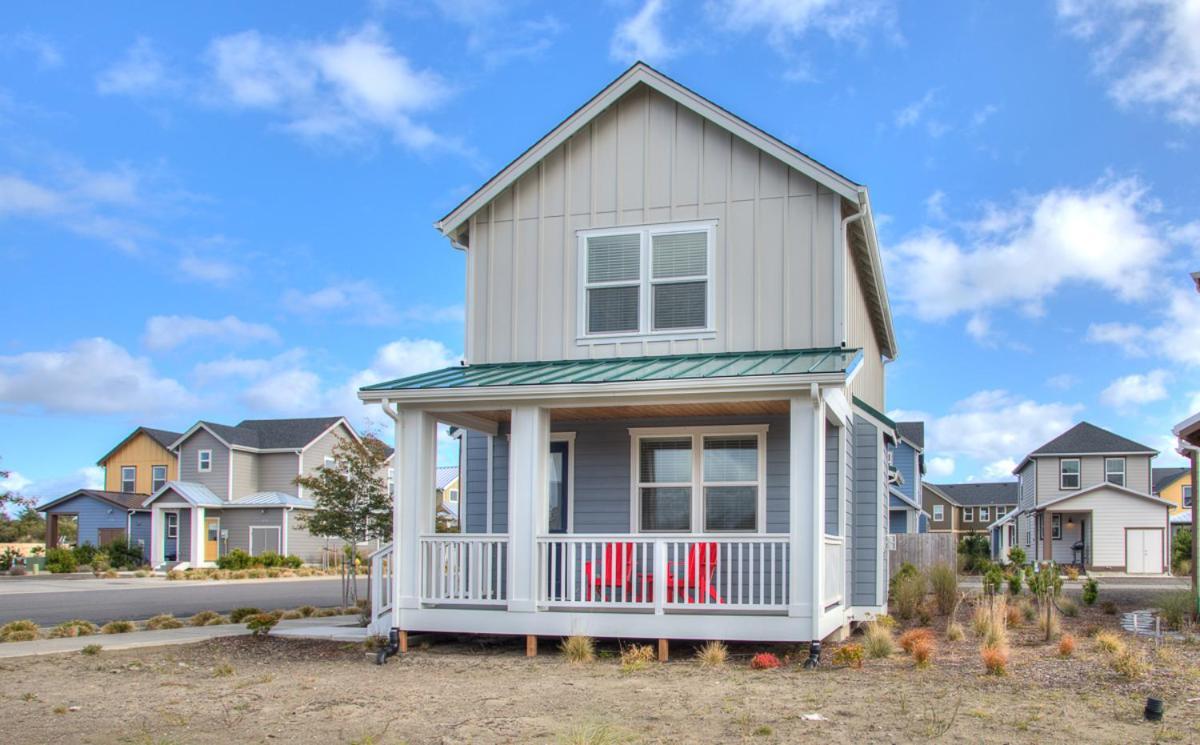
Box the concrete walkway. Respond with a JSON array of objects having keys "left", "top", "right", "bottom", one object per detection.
[{"left": 0, "top": 615, "right": 362, "bottom": 659}]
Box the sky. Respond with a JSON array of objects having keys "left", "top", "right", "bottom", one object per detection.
[{"left": 1, "top": 0, "right": 1198, "bottom": 503}]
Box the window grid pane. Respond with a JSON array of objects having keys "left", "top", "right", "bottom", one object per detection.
[
  {"left": 652, "top": 281, "right": 707, "bottom": 330},
  {"left": 704, "top": 486, "right": 756, "bottom": 531},
  {"left": 586, "top": 234, "right": 640, "bottom": 283},
  {"left": 641, "top": 487, "right": 691, "bottom": 531},
  {"left": 638, "top": 438, "right": 692, "bottom": 483},
  {"left": 587, "top": 286, "right": 640, "bottom": 334},
  {"left": 703, "top": 436, "right": 758, "bottom": 482},
  {"left": 651, "top": 231, "right": 706, "bottom": 279}
]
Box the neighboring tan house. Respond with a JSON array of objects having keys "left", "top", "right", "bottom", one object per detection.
[
  {"left": 1152, "top": 467, "right": 1192, "bottom": 516},
  {"left": 922, "top": 481, "right": 1016, "bottom": 536},
  {"left": 39, "top": 426, "right": 182, "bottom": 557},
  {"left": 143, "top": 417, "right": 367, "bottom": 568},
  {"left": 359, "top": 62, "right": 900, "bottom": 656},
  {"left": 436, "top": 466, "right": 460, "bottom": 525},
  {"left": 888, "top": 421, "right": 927, "bottom": 534},
  {"left": 996, "top": 422, "right": 1171, "bottom": 574}
]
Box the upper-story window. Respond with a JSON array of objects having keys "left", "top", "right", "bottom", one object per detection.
[
  {"left": 198, "top": 449, "right": 212, "bottom": 473},
  {"left": 1184, "top": 485, "right": 1193, "bottom": 508},
  {"left": 1060, "top": 458, "right": 1080, "bottom": 490},
  {"left": 932, "top": 504, "right": 944, "bottom": 522},
  {"left": 979, "top": 507, "right": 990, "bottom": 522},
  {"left": 964, "top": 507, "right": 974, "bottom": 522},
  {"left": 579, "top": 223, "right": 714, "bottom": 340},
  {"left": 448, "top": 488, "right": 459, "bottom": 504},
  {"left": 1104, "top": 457, "right": 1125, "bottom": 487},
  {"left": 151, "top": 465, "right": 167, "bottom": 493},
  {"left": 324, "top": 456, "right": 336, "bottom": 470},
  {"left": 121, "top": 466, "right": 136, "bottom": 493}
]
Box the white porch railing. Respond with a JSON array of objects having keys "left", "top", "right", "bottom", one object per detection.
[
  {"left": 419, "top": 534, "right": 508, "bottom": 605},
  {"left": 369, "top": 541, "right": 394, "bottom": 621},
  {"left": 536, "top": 534, "right": 791, "bottom": 612},
  {"left": 822, "top": 535, "right": 845, "bottom": 607}
]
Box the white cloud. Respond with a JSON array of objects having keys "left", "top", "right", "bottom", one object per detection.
[
  {"left": 193, "top": 349, "right": 307, "bottom": 383},
  {"left": 0, "top": 31, "right": 63, "bottom": 69},
  {"left": 922, "top": 390, "right": 1082, "bottom": 466},
  {"left": 96, "top": 37, "right": 174, "bottom": 95},
  {"left": 242, "top": 369, "right": 324, "bottom": 413},
  {"left": 927, "top": 456, "right": 955, "bottom": 478},
  {"left": 611, "top": 0, "right": 676, "bottom": 64},
  {"left": 1100, "top": 369, "right": 1172, "bottom": 409},
  {"left": 924, "top": 190, "right": 947, "bottom": 221},
  {"left": 1088, "top": 288, "right": 1200, "bottom": 366},
  {"left": 982, "top": 458, "right": 1018, "bottom": 479},
  {"left": 1046, "top": 373, "right": 1079, "bottom": 391},
  {"left": 895, "top": 89, "right": 936, "bottom": 128},
  {"left": 886, "top": 177, "right": 1174, "bottom": 322},
  {"left": 430, "top": 1, "right": 561, "bottom": 67},
  {"left": 970, "top": 103, "right": 1000, "bottom": 128},
  {"left": 205, "top": 25, "right": 452, "bottom": 150},
  {"left": 1058, "top": 0, "right": 1200, "bottom": 126},
  {"left": 1, "top": 467, "right": 103, "bottom": 503},
  {"left": 143, "top": 315, "right": 280, "bottom": 351},
  {"left": 281, "top": 281, "right": 462, "bottom": 326},
  {"left": 965, "top": 314, "right": 990, "bottom": 344},
  {"left": 0, "top": 338, "right": 194, "bottom": 415},
  {"left": 344, "top": 338, "right": 460, "bottom": 429},
  {"left": 178, "top": 254, "right": 240, "bottom": 285}
]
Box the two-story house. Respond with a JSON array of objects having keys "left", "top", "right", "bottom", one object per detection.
[
  {"left": 888, "top": 421, "right": 927, "bottom": 534},
  {"left": 358, "top": 63, "right": 899, "bottom": 660},
  {"left": 922, "top": 481, "right": 1017, "bottom": 538},
  {"left": 142, "top": 416, "right": 366, "bottom": 568},
  {"left": 39, "top": 426, "right": 181, "bottom": 557},
  {"left": 996, "top": 421, "right": 1171, "bottom": 574}
]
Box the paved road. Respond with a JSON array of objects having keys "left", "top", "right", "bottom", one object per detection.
[{"left": 0, "top": 576, "right": 368, "bottom": 626}]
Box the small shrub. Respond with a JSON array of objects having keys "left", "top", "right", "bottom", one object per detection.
[
  {"left": 1063, "top": 565, "right": 1080, "bottom": 581},
  {"left": 205, "top": 615, "right": 228, "bottom": 626},
  {"left": 80, "top": 644, "right": 102, "bottom": 656},
  {"left": 1081, "top": 578, "right": 1099, "bottom": 605},
  {"left": 102, "top": 537, "right": 145, "bottom": 570},
  {"left": 928, "top": 564, "right": 957, "bottom": 616},
  {"left": 981, "top": 645, "right": 1009, "bottom": 675},
  {"left": 45, "top": 547, "right": 78, "bottom": 574},
  {"left": 1094, "top": 631, "right": 1126, "bottom": 656},
  {"left": 229, "top": 607, "right": 263, "bottom": 623},
  {"left": 49, "top": 619, "right": 98, "bottom": 638},
  {"left": 749, "top": 652, "right": 782, "bottom": 670},
  {"left": 297, "top": 605, "right": 317, "bottom": 618},
  {"left": 945, "top": 622, "right": 965, "bottom": 642},
  {"left": 72, "top": 543, "right": 98, "bottom": 566},
  {"left": 283, "top": 555, "right": 303, "bottom": 569},
  {"left": 1155, "top": 590, "right": 1192, "bottom": 630},
  {"left": 1005, "top": 605, "right": 1022, "bottom": 628},
  {"left": 1007, "top": 547, "right": 1027, "bottom": 566},
  {"left": 863, "top": 621, "right": 895, "bottom": 658},
  {"left": 911, "top": 638, "right": 934, "bottom": 669},
  {"left": 1007, "top": 572, "right": 1023, "bottom": 596},
  {"left": 620, "top": 644, "right": 657, "bottom": 672},
  {"left": 873, "top": 614, "right": 898, "bottom": 629},
  {"left": 1021, "top": 601, "right": 1036, "bottom": 623},
  {"left": 280, "top": 610, "right": 303, "bottom": 620},
  {"left": 189, "top": 610, "right": 221, "bottom": 627},
  {"left": 696, "top": 640, "right": 727, "bottom": 668},
  {"left": 100, "top": 620, "right": 135, "bottom": 634},
  {"left": 832, "top": 643, "right": 864, "bottom": 669},
  {"left": 958, "top": 534, "right": 991, "bottom": 573},
  {"left": 213, "top": 663, "right": 235, "bottom": 677},
  {"left": 1100, "top": 600, "right": 1118, "bottom": 615},
  {"left": 144, "top": 614, "right": 183, "bottom": 631},
  {"left": 899, "top": 628, "right": 934, "bottom": 654},
  {"left": 560, "top": 635, "right": 596, "bottom": 664},
  {"left": 1058, "top": 633, "right": 1076, "bottom": 658},
  {"left": 246, "top": 613, "right": 278, "bottom": 638},
  {"left": 0, "top": 619, "right": 40, "bottom": 642},
  {"left": 1111, "top": 648, "right": 1147, "bottom": 680},
  {"left": 216, "top": 549, "right": 254, "bottom": 571},
  {"left": 889, "top": 562, "right": 919, "bottom": 597},
  {"left": 1060, "top": 599, "right": 1079, "bottom": 618},
  {"left": 892, "top": 572, "right": 927, "bottom": 620}
]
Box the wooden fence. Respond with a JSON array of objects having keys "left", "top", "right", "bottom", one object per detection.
[{"left": 889, "top": 533, "right": 958, "bottom": 577}]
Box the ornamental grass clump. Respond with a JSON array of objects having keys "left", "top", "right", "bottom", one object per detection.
[
  {"left": 945, "top": 622, "right": 965, "bottom": 642},
  {"left": 1058, "top": 633, "right": 1076, "bottom": 658},
  {"left": 749, "top": 652, "right": 782, "bottom": 670},
  {"left": 1111, "top": 648, "right": 1148, "bottom": 680},
  {"left": 696, "top": 640, "right": 727, "bottom": 668},
  {"left": 1094, "top": 631, "right": 1125, "bottom": 656},
  {"left": 189, "top": 610, "right": 221, "bottom": 627},
  {"left": 910, "top": 638, "right": 934, "bottom": 669},
  {"left": 100, "top": 620, "right": 135, "bottom": 634},
  {"left": 49, "top": 619, "right": 98, "bottom": 638},
  {"left": 229, "top": 607, "right": 262, "bottom": 623},
  {"left": 0, "top": 619, "right": 39, "bottom": 642},
  {"left": 928, "top": 564, "right": 957, "bottom": 616},
  {"left": 832, "top": 643, "right": 864, "bottom": 669},
  {"left": 144, "top": 614, "right": 183, "bottom": 631},
  {"left": 898, "top": 628, "right": 934, "bottom": 655},
  {"left": 863, "top": 621, "right": 895, "bottom": 658},
  {"left": 981, "top": 645, "right": 1009, "bottom": 675},
  {"left": 560, "top": 635, "right": 596, "bottom": 664},
  {"left": 619, "top": 644, "right": 657, "bottom": 672},
  {"left": 892, "top": 571, "right": 927, "bottom": 621}
]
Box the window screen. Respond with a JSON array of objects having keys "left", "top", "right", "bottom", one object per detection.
[
  {"left": 702, "top": 436, "right": 758, "bottom": 531},
  {"left": 638, "top": 438, "right": 692, "bottom": 531},
  {"left": 653, "top": 281, "right": 706, "bottom": 330},
  {"left": 587, "top": 234, "right": 640, "bottom": 283},
  {"left": 588, "top": 285, "right": 639, "bottom": 333}
]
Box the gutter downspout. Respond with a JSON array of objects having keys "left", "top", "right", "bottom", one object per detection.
[{"left": 839, "top": 207, "right": 865, "bottom": 351}]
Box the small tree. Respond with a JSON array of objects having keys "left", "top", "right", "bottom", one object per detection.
[
  {"left": 1027, "top": 562, "right": 1063, "bottom": 641},
  {"left": 295, "top": 434, "right": 392, "bottom": 608},
  {"left": 1007, "top": 546, "right": 1026, "bottom": 567}
]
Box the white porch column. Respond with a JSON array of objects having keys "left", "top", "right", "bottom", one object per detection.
[
  {"left": 190, "top": 507, "right": 204, "bottom": 566},
  {"left": 396, "top": 407, "right": 437, "bottom": 614},
  {"left": 810, "top": 387, "right": 826, "bottom": 640},
  {"left": 150, "top": 505, "right": 164, "bottom": 567},
  {"left": 508, "top": 405, "right": 550, "bottom": 613},
  {"left": 788, "top": 394, "right": 816, "bottom": 622}
]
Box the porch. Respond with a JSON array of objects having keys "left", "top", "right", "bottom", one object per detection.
[{"left": 361, "top": 348, "right": 887, "bottom": 645}]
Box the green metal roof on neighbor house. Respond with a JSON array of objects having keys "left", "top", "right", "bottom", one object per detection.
[{"left": 361, "top": 347, "right": 862, "bottom": 392}]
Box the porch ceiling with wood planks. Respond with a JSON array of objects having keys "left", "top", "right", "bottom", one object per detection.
[{"left": 459, "top": 399, "right": 790, "bottom": 423}]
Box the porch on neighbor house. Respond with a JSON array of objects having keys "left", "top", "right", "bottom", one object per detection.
[
  {"left": 1037, "top": 509, "right": 1093, "bottom": 568},
  {"left": 369, "top": 387, "right": 867, "bottom": 644}
]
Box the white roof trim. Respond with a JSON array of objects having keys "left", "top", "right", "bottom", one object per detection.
[
  {"left": 436, "top": 62, "right": 860, "bottom": 236},
  {"left": 168, "top": 422, "right": 232, "bottom": 452},
  {"left": 1035, "top": 481, "right": 1173, "bottom": 511},
  {"left": 1174, "top": 410, "right": 1200, "bottom": 440},
  {"left": 988, "top": 508, "right": 1018, "bottom": 530}
]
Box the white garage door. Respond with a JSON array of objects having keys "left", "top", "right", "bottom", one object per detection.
[{"left": 1125, "top": 529, "right": 1164, "bottom": 574}]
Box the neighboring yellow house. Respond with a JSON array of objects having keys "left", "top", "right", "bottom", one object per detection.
[
  {"left": 98, "top": 427, "right": 182, "bottom": 495},
  {"left": 1153, "top": 467, "right": 1193, "bottom": 516}
]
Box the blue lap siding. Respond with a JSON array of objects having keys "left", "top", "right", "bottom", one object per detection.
[{"left": 44, "top": 494, "right": 134, "bottom": 551}]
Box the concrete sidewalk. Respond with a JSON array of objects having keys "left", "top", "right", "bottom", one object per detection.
[
  {"left": 0, "top": 615, "right": 362, "bottom": 659},
  {"left": 0, "top": 573, "right": 345, "bottom": 596}
]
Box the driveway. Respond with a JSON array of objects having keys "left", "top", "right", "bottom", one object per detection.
[{"left": 0, "top": 576, "right": 368, "bottom": 626}]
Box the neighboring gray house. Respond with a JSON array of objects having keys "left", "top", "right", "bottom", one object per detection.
[
  {"left": 997, "top": 422, "right": 1171, "bottom": 574},
  {"left": 143, "top": 417, "right": 365, "bottom": 568},
  {"left": 358, "top": 62, "right": 898, "bottom": 655},
  {"left": 888, "top": 421, "right": 927, "bottom": 534}
]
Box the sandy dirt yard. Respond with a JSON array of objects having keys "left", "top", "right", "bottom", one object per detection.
[{"left": 2, "top": 596, "right": 1198, "bottom": 744}]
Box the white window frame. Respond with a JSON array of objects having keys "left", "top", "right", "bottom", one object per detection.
[
  {"left": 1183, "top": 485, "right": 1193, "bottom": 508},
  {"left": 1051, "top": 513, "right": 1062, "bottom": 540},
  {"left": 151, "top": 465, "right": 167, "bottom": 493},
  {"left": 629, "top": 424, "right": 768, "bottom": 534},
  {"left": 577, "top": 221, "right": 717, "bottom": 343},
  {"left": 979, "top": 507, "right": 990, "bottom": 522},
  {"left": 121, "top": 465, "right": 137, "bottom": 493},
  {"left": 197, "top": 449, "right": 212, "bottom": 473},
  {"left": 324, "top": 456, "right": 336, "bottom": 470},
  {"left": 1059, "top": 458, "right": 1080, "bottom": 490},
  {"left": 933, "top": 504, "right": 944, "bottom": 522},
  {"left": 1104, "top": 457, "right": 1125, "bottom": 487},
  {"left": 964, "top": 507, "right": 974, "bottom": 522},
  {"left": 165, "top": 512, "right": 178, "bottom": 539}
]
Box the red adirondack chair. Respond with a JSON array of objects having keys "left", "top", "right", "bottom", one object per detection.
[
  {"left": 583, "top": 542, "right": 635, "bottom": 601},
  {"left": 663, "top": 542, "right": 723, "bottom": 604}
]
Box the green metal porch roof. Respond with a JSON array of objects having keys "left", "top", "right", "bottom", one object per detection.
[{"left": 361, "top": 347, "right": 862, "bottom": 392}]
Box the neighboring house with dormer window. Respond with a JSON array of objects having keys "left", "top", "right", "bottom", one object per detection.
[
  {"left": 995, "top": 422, "right": 1171, "bottom": 574},
  {"left": 358, "top": 62, "right": 900, "bottom": 656}
]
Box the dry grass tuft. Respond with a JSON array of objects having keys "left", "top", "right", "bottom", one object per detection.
[
  {"left": 560, "top": 636, "right": 596, "bottom": 664},
  {"left": 863, "top": 621, "right": 895, "bottom": 658},
  {"left": 1057, "top": 633, "right": 1076, "bottom": 658},
  {"left": 832, "top": 643, "right": 864, "bottom": 669},
  {"left": 981, "top": 645, "right": 1009, "bottom": 675},
  {"left": 619, "top": 644, "right": 656, "bottom": 672},
  {"left": 1111, "top": 648, "right": 1147, "bottom": 680},
  {"left": 49, "top": 619, "right": 98, "bottom": 638},
  {"left": 945, "top": 622, "right": 965, "bottom": 642},
  {"left": 1, "top": 620, "right": 40, "bottom": 642},
  {"left": 695, "top": 641, "right": 727, "bottom": 668},
  {"left": 911, "top": 638, "right": 934, "bottom": 669},
  {"left": 100, "top": 620, "right": 135, "bottom": 634},
  {"left": 1005, "top": 605, "right": 1022, "bottom": 628},
  {"left": 189, "top": 610, "right": 221, "bottom": 627},
  {"left": 1094, "top": 631, "right": 1125, "bottom": 655},
  {"left": 898, "top": 628, "right": 934, "bottom": 654},
  {"left": 144, "top": 614, "right": 184, "bottom": 631}
]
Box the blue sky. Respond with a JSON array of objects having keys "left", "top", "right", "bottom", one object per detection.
[{"left": 2, "top": 0, "right": 1198, "bottom": 502}]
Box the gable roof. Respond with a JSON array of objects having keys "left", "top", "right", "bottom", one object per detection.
[
  {"left": 38, "top": 489, "right": 149, "bottom": 513},
  {"left": 1035, "top": 481, "right": 1172, "bottom": 511},
  {"left": 436, "top": 466, "right": 458, "bottom": 491},
  {"left": 433, "top": 62, "right": 897, "bottom": 360},
  {"left": 1152, "top": 467, "right": 1190, "bottom": 494},
  {"left": 896, "top": 421, "right": 924, "bottom": 449},
  {"left": 171, "top": 417, "right": 350, "bottom": 452},
  {"left": 930, "top": 482, "right": 1019, "bottom": 507},
  {"left": 1030, "top": 422, "right": 1156, "bottom": 457},
  {"left": 96, "top": 426, "right": 183, "bottom": 466},
  {"left": 143, "top": 481, "right": 225, "bottom": 508}
]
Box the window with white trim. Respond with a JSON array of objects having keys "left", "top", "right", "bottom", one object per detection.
[
  {"left": 933, "top": 504, "right": 944, "bottom": 522},
  {"left": 964, "top": 507, "right": 974, "bottom": 522},
  {"left": 632, "top": 426, "right": 765, "bottom": 533},
  {"left": 1104, "top": 457, "right": 1125, "bottom": 487},
  {"left": 580, "top": 223, "right": 714, "bottom": 339},
  {"left": 448, "top": 488, "right": 459, "bottom": 504},
  {"left": 151, "top": 465, "right": 167, "bottom": 493},
  {"left": 121, "top": 466, "right": 136, "bottom": 493},
  {"left": 165, "top": 512, "right": 178, "bottom": 539},
  {"left": 1184, "top": 485, "right": 1193, "bottom": 508},
  {"left": 980, "top": 507, "right": 990, "bottom": 522},
  {"left": 198, "top": 449, "right": 212, "bottom": 473},
  {"left": 324, "top": 456, "right": 336, "bottom": 470},
  {"left": 1051, "top": 513, "right": 1062, "bottom": 540},
  {"left": 1060, "top": 458, "right": 1080, "bottom": 490}
]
